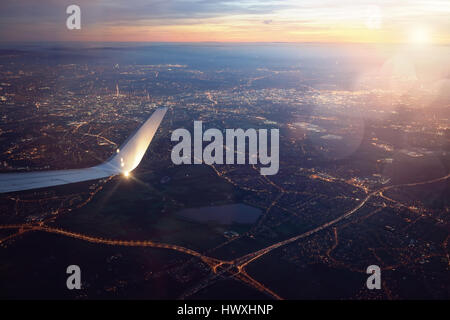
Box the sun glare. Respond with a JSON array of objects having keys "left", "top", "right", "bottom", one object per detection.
[
  {"left": 409, "top": 27, "right": 431, "bottom": 45},
  {"left": 124, "top": 171, "right": 130, "bottom": 178}
]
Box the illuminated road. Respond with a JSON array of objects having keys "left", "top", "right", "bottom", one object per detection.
[
  {"left": 208, "top": 172, "right": 450, "bottom": 299},
  {"left": 231, "top": 173, "right": 450, "bottom": 269},
  {"left": 1, "top": 224, "right": 223, "bottom": 268},
  {"left": 0, "top": 173, "right": 448, "bottom": 300}
]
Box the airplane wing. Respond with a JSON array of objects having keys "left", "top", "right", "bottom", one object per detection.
[{"left": 0, "top": 107, "right": 167, "bottom": 194}]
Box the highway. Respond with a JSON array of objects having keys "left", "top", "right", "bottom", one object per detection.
[{"left": 0, "top": 172, "right": 448, "bottom": 300}]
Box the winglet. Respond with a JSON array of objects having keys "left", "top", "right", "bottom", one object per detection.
[
  {"left": 0, "top": 107, "right": 167, "bottom": 193},
  {"left": 99, "top": 107, "right": 167, "bottom": 174}
]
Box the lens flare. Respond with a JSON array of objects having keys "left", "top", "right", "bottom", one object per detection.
[{"left": 409, "top": 27, "right": 431, "bottom": 45}]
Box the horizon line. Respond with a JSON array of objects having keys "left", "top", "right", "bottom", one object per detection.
[{"left": 0, "top": 40, "right": 449, "bottom": 47}]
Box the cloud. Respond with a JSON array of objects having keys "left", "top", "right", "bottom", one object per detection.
[{"left": 0, "top": 0, "right": 448, "bottom": 43}]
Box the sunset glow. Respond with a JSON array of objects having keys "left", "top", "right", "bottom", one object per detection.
[
  {"left": 408, "top": 26, "right": 432, "bottom": 45},
  {"left": 0, "top": 0, "right": 449, "bottom": 44}
]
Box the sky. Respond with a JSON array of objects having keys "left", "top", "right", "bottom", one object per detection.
[{"left": 0, "top": 0, "right": 449, "bottom": 44}]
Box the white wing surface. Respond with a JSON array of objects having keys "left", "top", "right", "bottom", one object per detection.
[{"left": 0, "top": 107, "right": 167, "bottom": 193}]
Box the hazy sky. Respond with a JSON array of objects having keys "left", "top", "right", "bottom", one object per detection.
[{"left": 1, "top": 0, "right": 449, "bottom": 43}]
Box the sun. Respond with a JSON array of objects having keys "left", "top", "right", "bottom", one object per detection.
[
  {"left": 409, "top": 27, "right": 431, "bottom": 45},
  {"left": 123, "top": 171, "right": 130, "bottom": 178}
]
